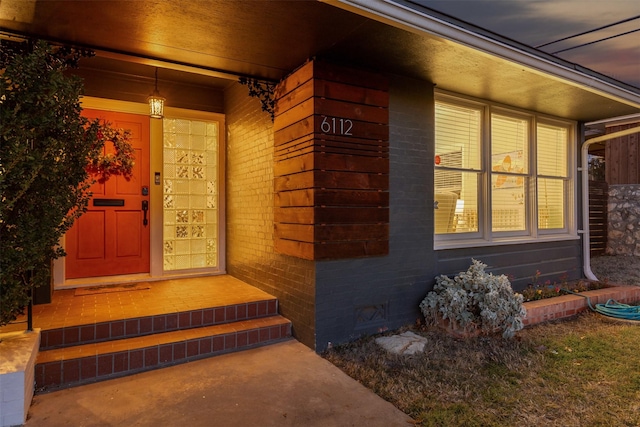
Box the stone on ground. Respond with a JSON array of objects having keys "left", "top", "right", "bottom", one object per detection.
[{"left": 375, "top": 331, "right": 428, "bottom": 355}]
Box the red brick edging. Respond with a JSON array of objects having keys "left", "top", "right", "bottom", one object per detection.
[{"left": 523, "top": 285, "right": 640, "bottom": 326}]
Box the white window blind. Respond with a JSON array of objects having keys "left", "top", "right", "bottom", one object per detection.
[
  {"left": 491, "top": 114, "right": 529, "bottom": 232},
  {"left": 434, "top": 101, "right": 481, "bottom": 234},
  {"left": 537, "top": 123, "right": 568, "bottom": 229}
]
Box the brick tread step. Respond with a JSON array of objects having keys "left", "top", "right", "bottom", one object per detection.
[
  {"left": 39, "top": 298, "right": 279, "bottom": 350},
  {"left": 38, "top": 315, "right": 290, "bottom": 364},
  {"left": 36, "top": 315, "right": 291, "bottom": 390}
]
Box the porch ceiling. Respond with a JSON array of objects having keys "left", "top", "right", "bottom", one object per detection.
[{"left": 1, "top": 0, "right": 639, "bottom": 122}]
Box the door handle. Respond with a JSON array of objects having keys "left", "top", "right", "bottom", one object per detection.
[{"left": 142, "top": 200, "right": 149, "bottom": 227}]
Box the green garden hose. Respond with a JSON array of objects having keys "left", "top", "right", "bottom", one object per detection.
[{"left": 562, "top": 288, "right": 640, "bottom": 321}]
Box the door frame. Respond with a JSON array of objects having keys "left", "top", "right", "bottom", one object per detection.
[{"left": 53, "top": 97, "right": 226, "bottom": 289}]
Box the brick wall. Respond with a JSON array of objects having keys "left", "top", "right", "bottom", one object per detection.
[
  {"left": 523, "top": 286, "right": 640, "bottom": 326},
  {"left": 224, "top": 82, "right": 316, "bottom": 349},
  {"left": 314, "top": 75, "right": 437, "bottom": 351}
]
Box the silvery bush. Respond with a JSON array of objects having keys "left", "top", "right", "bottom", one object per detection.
[{"left": 420, "top": 259, "right": 526, "bottom": 338}]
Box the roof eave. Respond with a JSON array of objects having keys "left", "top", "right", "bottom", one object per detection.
[{"left": 325, "top": 0, "right": 640, "bottom": 112}]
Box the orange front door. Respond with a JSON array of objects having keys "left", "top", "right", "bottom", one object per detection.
[{"left": 65, "top": 110, "right": 150, "bottom": 279}]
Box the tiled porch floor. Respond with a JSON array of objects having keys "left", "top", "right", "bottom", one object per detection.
[
  {"left": 6, "top": 275, "right": 275, "bottom": 332},
  {"left": 8, "top": 275, "right": 291, "bottom": 391}
]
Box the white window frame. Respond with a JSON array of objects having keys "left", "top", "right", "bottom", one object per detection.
[{"left": 434, "top": 92, "right": 577, "bottom": 250}]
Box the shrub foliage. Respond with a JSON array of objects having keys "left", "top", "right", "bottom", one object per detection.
[
  {"left": 0, "top": 39, "right": 100, "bottom": 326},
  {"left": 420, "top": 259, "right": 527, "bottom": 338}
]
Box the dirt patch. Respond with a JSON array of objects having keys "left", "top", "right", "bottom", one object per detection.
[{"left": 590, "top": 255, "right": 640, "bottom": 285}]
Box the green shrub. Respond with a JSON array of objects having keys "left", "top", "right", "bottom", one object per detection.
[{"left": 0, "top": 39, "right": 100, "bottom": 326}]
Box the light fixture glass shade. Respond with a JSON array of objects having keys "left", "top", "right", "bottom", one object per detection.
[{"left": 148, "top": 91, "right": 165, "bottom": 118}]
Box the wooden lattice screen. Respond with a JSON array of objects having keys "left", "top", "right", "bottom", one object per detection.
[{"left": 589, "top": 180, "right": 608, "bottom": 256}]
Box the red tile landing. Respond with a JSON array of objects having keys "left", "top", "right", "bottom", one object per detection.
[{"left": 31, "top": 275, "right": 276, "bottom": 330}]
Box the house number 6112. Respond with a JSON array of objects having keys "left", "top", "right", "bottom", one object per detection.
[{"left": 320, "top": 116, "right": 353, "bottom": 136}]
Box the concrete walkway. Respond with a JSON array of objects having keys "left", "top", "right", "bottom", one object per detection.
[{"left": 25, "top": 339, "right": 414, "bottom": 426}]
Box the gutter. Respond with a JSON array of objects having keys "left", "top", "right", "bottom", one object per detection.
[{"left": 580, "top": 126, "right": 640, "bottom": 281}]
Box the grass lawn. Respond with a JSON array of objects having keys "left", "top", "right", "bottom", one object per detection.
[{"left": 324, "top": 312, "right": 640, "bottom": 427}]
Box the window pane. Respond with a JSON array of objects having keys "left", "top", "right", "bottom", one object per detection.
[
  {"left": 538, "top": 178, "right": 565, "bottom": 229},
  {"left": 537, "top": 123, "right": 568, "bottom": 177},
  {"left": 492, "top": 174, "right": 526, "bottom": 231},
  {"left": 435, "top": 102, "right": 481, "bottom": 170},
  {"left": 435, "top": 171, "right": 478, "bottom": 234},
  {"left": 491, "top": 114, "right": 528, "bottom": 174}
]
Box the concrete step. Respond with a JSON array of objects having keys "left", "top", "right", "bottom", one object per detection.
[{"left": 36, "top": 315, "right": 291, "bottom": 391}]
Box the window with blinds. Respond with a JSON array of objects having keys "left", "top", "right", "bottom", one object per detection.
[
  {"left": 537, "top": 123, "right": 569, "bottom": 230},
  {"left": 434, "top": 101, "right": 481, "bottom": 234},
  {"left": 434, "top": 94, "right": 575, "bottom": 245},
  {"left": 491, "top": 113, "right": 529, "bottom": 232}
]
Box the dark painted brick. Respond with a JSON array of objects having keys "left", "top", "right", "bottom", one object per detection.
[
  {"left": 178, "top": 312, "right": 191, "bottom": 328},
  {"left": 173, "top": 342, "right": 186, "bottom": 360},
  {"left": 129, "top": 350, "right": 144, "bottom": 370},
  {"left": 191, "top": 310, "right": 203, "bottom": 327},
  {"left": 166, "top": 313, "right": 178, "bottom": 330},
  {"left": 153, "top": 316, "right": 166, "bottom": 332},
  {"left": 80, "top": 325, "right": 95, "bottom": 343},
  {"left": 159, "top": 344, "right": 173, "bottom": 363},
  {"left": 62, "top": 360, "right": 80, "bottom": 384},
  {"left": 110, "top": 321, "right": 125, "bottom": 338},
  {"left": 224, "top": 334, "right": 236, "bottom": 351},
  {"left": 144, "top": 347, "right": 158, "bottom": 367},
  {"left": 236, "top": 331, "right": 248, "bottom": 347},
  {"left": 96, "top": 323, "right": 111, "bottom": 341},
  {"left": 113, "top": 352, "right": 129, "bottom": 373},
  {"left": 97, "top": 354, "right": 113, "bottom": 377},
  {"left": 63, "top": 327, "right": 80, "bottom": 345},
  {"left": 236, "top": 304, "right": 247, "bottom": 320},
  {"left": 199, "top": 337, "right": 212, "bottom": 354},
  {"left": 187, "top": 340, "right": 199, "bottom": 357},
  {"left": 203, "top": 309, "right": 214, "bottom": 325},
  {"left": 212, "top": 336, "right": 224, "bottom": 352},
  {"left": 125, "top": 319, "right": 139, "bottom": 336},
  {"left": 139, "top": 317, "right": 153, "bottom": 334},
  {"left": 225, "top": 306, "right": 236, "bottom": 322},
  {"left": 42, "top": 362, "right": 62, "bottom": 387},
  {"left": 80, "top": 357, "right": 97, "bottom": 380}
]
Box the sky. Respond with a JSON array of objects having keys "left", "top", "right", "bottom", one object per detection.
[{"left": 415, "top": 0, "right": 640, "bottom": 89}]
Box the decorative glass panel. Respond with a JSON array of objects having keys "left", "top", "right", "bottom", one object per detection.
[{"left": 163, "top": 118, "right": 219, "bottom": 271}]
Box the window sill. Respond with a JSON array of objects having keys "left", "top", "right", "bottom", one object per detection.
[{"left": 434, "top": 233, "right": 580, "bottom": 250}]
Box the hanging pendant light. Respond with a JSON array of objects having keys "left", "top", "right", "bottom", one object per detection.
[{"left": 147, "top": 67, "right": 165, "bottom": 118}]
